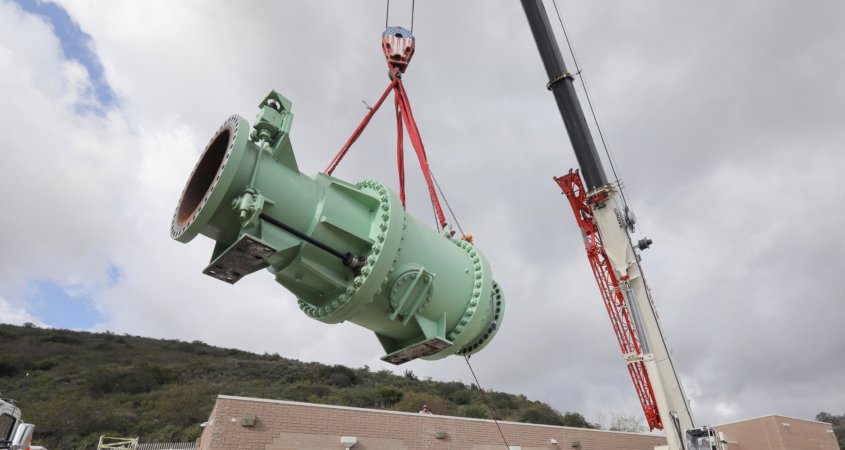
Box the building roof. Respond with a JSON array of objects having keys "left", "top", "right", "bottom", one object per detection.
[
  {"left": 716, "top": 413, "right": 833, "bottom": 427},
  {"left": 217, "top": 395, "right": 659, "bottom": 437}
]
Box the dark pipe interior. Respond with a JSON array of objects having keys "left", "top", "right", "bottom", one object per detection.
[{"left": 176, "top": 129, "right": 230, "bottom": 225}]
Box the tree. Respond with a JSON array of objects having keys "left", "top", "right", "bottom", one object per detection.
[
  {"left": 460, "top": 404, "right": 489, "bottom": 419},
  {"left": 520, "top": 404, "right": 565, "bottom": 425},
  {"left": 816, "top": 412, "right": 844, "bottom": 449},
  {"left": 0, "top": 323, "right": 597, "bottom": 449},
  {"left": 403, "top": 369, "right": 418, "bottom": 381},
  {"left": 561, "top": 411, "right": 594, "bottom": 428},
  {"left": 394, "top": 392, "right": 453, "bottom": 416},
  {"left": 317, "top": 365, "right": 360, "bottom": 387},
  {"left": 595, "top": 411, "right": 646, "bottom": 432},
  {"left": 448, "top": 389, "right": 476, "bottom": 405},
  {"left": 376, "top": 386, "right": 404, "bottom": 407},
  {"left": 155, "top": 381, "right": 213, "bottom": 426}
]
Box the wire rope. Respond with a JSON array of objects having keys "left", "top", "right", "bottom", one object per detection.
[
  {"left": 550, "top": 0, "right": 635, "bottom": 218},
  {"left": 464, "top": 356, "right": 511, "bottom": 448},
  {"left": 385, "top": 0, "right": 416, "bottom": 32},
  {"left": 429, "top": 168, "right": 466, "bottom": 237}
]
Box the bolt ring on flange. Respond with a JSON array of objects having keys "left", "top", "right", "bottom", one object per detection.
[
  {"left": 171, "top": 115, "right": 248, "bottom": 242},
  {"left": 297, "top": 180, "right": 402, "bottom": 320}
]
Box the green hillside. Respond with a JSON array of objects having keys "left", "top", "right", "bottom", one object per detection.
[{"left": 0, "top": 323, "right": 592, "bottom": 449}]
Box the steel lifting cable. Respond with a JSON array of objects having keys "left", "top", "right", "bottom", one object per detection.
[
  {"left": 385, "top": 0, "right": 416, "bottom": 32},
  {"left": 464, "top": 356, "right": 511, "bottom": 449},
  {"left": 431, "top": 168, "right": 468, "bottom": 239},
  {"left": 345, "top": 3, "right": 469, "bottom": 237},
  {"left": 389, "top": 0, "right": 468, "bottom": 238},
  {"left": 550, "top": 0, "right": 634, "bottom": 216}
]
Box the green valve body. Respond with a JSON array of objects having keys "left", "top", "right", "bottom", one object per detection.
[{"left": 171, "top": 91, "right": 504, "bottom": 364}]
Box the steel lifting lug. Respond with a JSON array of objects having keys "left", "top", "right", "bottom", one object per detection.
[{"left": 233, "top": 187, "right": 265, "bottom": 228}]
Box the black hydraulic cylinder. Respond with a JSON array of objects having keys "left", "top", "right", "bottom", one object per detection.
[{"left": 521, "top": 0, "right": 608, "bottom": 191}]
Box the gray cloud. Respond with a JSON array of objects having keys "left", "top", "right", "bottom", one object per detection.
[{"left": 1, "top": 0, "right": 843, "bottom": 432}]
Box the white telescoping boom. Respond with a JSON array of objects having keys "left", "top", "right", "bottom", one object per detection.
[{"left": 521, "top": 2, "right": 725, "bottom": 449}]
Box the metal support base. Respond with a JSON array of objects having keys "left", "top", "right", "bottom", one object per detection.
[
  {"left": 380, "top": 337, "right": 453, "bottom": 365},
  {"left": 203, "top": 235, "right": 276, "bottom": 284}
]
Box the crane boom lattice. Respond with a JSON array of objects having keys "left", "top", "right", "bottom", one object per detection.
[{"left": 555, "top": 170, "right": 662, "bottom": 431}]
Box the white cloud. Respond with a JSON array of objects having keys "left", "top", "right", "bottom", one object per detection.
[
  {"left": 1, "top": 0, "right": 843, "bottom": 430},
  {"left": 0, "top": 2, "right": 133, "bottom": 298},
  {"left": 0, "top": 296, "right": 43, "bottom": 326}
]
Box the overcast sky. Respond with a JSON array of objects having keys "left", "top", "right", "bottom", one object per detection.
[{"left": 1, "top": 0, "right": 843, "bottom": 432}]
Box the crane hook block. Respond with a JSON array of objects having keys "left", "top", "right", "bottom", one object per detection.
[
  {"left": 382, "top": 27, "right": 415, "bottom": 75},
  {"left": 170, "top": 91, "right": 505, "bottom": 365}
]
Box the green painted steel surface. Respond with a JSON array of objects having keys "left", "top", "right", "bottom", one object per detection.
[{"left": 171, "top": 91, "right": 504, "bottom": 363}]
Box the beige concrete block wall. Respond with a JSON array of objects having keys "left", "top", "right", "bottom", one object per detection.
[
  {"left": 198, "top": 395, "right": 666, "bottom": 450},
  {"left": 716, "top": 414, "right": 839, "bottom": 450}
]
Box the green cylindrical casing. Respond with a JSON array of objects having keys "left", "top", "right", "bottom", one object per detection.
[{"left": 171, "top": 92, "right": 504, "bottom": 364}]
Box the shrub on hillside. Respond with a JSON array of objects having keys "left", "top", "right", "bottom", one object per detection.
[
  {"left": 0, "top": 361, "right": 21, "bottom": 377},
  {"left": 460, "top": 403, "right": 489, "bottom": 419},
  {"left": 154, "top": 381, "right": 214, "bottom": 426},
  {"left": 394, "top": 391, "right": 453, "bottom": 416},
  {"left": 448, "top": 389, "right": 476, "bottom": 405},
  {"left": 377, "top": 386, "right": 404, "bottom": 407},
  {"left": 281, "top": 381, "right": 334, "bottom": 402},
  {"left": 318, "top": 364, "right": 360, "bottom": 387},
  {"left": 89, "top": 364, "right": 173, "bottom": 395},
  {"left": 40, "top": 334, "right": 83, "bottom": 345},
  {"left": 519, "top": 403, "right": 567, "bottom": 426}
]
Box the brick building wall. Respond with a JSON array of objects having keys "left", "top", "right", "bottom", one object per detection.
[
  {"left": 197, "top": 395, "right": 667, "bottom": 450},
  {"left": 715, "top": 415, "right": 839, "bottom": 450}
]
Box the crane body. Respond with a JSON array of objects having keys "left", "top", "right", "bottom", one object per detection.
[
  {"left": 0, "top": 397, "right": 36, "bottom": 450},
  {"left": 521, "top": 1, "right": 725, "bottom": 449}
]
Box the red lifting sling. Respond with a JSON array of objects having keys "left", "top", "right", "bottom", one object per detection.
[{"left": 324, "top": 27, "right": 448, "bottom": 231}]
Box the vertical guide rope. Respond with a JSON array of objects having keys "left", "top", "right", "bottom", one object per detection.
[
  {"left": 464, "top": 356, "right": 511, "bottom": 449},
  {"left": 385, "top": 0, "right": 390, "bottom": 28},
  {"left": 411, "top": 0, "right": 416, "bottom": 32},
  {"left": 385, "top": 0, "right": 416, "bottom": 31}
]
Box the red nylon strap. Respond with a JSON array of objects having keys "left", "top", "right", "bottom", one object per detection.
[
  {"left": 323, "top": 75, "right": 448, "bottom": 230},
  {"left": 394, "top": 78, "right": 447, "bottom": 228},
  {"left": 324, "top": 78, "right": 399, "bottom": 176},
  {"left": 394, "top": 93, "right": 406, "bottom": 206}
]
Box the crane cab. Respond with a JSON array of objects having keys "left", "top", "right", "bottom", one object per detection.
[
  {"left": 0, "top": 398, "right": 35, "bottom": 450},
  {"left": 685, "top": 426, "right": 726, "bottom": 450},
  {"left": 0, "top": 398, "right": 21, "bottom": 450}
]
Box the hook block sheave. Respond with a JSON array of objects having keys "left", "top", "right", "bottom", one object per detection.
[{"left": 171, "top": 91, "right": 504, "bottom": 364}]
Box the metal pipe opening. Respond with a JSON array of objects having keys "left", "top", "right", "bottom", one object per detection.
[{"left": 176, "top": 129, "right": 231, "bottom": 226}]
